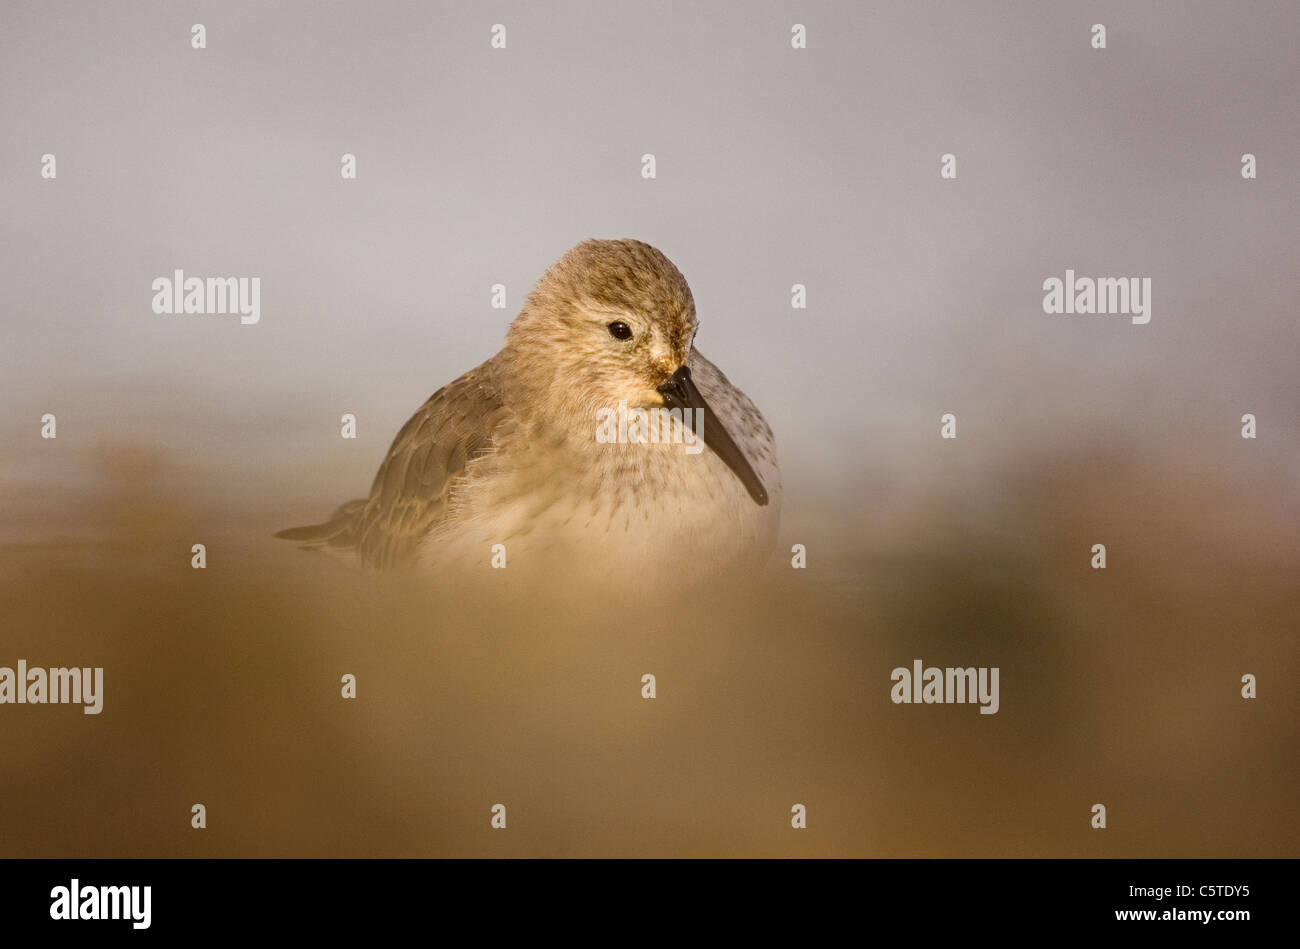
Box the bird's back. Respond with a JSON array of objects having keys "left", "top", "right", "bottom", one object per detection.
[{"left": 274, "top": 357, "right": 509, "bottom": 569}]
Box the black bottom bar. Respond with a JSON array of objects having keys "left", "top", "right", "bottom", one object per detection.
[{"left": 0, "top": 858, "right": 1284, "bottom": 936}]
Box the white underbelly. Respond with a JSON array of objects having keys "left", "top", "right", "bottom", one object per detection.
[{"left": 414, "top": 443, "right": 780, "bottom": 582}]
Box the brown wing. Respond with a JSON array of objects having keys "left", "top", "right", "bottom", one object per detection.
[{"left": 276, "top": 359, "right": 507, "bottom": 569}]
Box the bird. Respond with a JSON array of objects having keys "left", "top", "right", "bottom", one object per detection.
[{"left": 276, "top": 238, "right": 780, "bottom": 582}]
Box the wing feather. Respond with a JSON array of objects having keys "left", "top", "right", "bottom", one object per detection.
[{"left": 276, "top": 359, "right": 507, "bottom": 569}]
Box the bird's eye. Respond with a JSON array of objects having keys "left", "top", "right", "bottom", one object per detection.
[{"left": 607, "top": 321, "right": 633, "bottom": 341}]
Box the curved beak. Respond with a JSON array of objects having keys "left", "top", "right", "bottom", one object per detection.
[{"left": 657, "top": 366, "right": 769, "bottom": 506}]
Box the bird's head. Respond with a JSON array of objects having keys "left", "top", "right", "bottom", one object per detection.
[
  {"left": 506, "top": 238, "right": 698, "bottom": 412},
  {"left": 504, "top": 238, "right": 767, "bottom": 505}
]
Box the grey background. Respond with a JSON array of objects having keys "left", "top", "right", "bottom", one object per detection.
[{"left": 3, "top": 0, "right": 1297, "bottom": 541}]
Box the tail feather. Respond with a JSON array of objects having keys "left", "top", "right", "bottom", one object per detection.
[{"left": 274, "top": 499, "right": 366, "bottom": 549}]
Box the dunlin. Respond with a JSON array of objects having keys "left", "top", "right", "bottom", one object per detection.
[{"left": 277, "top": 239, "right": 780, "bottom": 578}]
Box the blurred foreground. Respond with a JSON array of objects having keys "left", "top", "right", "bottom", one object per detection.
[{"left": 1, "top": 433, "right": 1296, "bottom": 857}]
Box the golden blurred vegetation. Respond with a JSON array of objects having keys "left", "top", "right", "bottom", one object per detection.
[{"left": 1, "top": 435, "right": 1296, "bottom": 857}]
